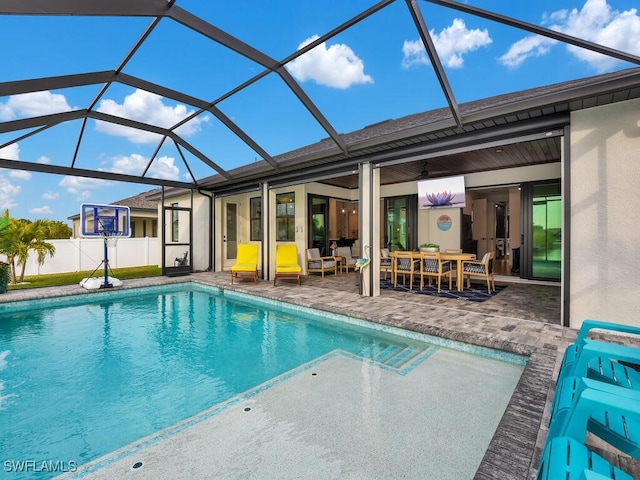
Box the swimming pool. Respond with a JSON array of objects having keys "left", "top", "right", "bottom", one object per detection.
[{"left": 0, "top": 283, "right": 525, "bottom": 479}]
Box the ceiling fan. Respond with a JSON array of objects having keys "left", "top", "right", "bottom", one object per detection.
[
  {"left": 417, "top": 162, "right": 430, "bottom": 179},
  {"left": 415, "top": 162, "right": 449, "bottom": 180}
]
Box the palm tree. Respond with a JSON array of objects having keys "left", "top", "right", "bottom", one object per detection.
[
  {"left": 0, "top": 214, "right": 56, "bottom": 284},
  {"left": 0, "top": 209, "right": 8, "bottom": 231},
  {"left": 16, "top": 219, "right": 56, "bottom": 284},
  {"left": 0, "top": 210, "right": 9, "bottom": 290}
]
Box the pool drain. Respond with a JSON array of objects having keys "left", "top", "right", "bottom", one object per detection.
[{"left": 132, "top": 461, "right": 144, "bottom": 470}]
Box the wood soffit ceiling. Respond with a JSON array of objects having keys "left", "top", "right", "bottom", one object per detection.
[{"left": 320, "top": 136, "right": 562, "bottom": 189}]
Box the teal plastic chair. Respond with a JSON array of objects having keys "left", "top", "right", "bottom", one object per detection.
[
  {"left": 537, "top": 436, "right": 634, "bottom": 480},
  {"left": 548, "top": 376, "right": 640, "bottom": 459},
  {"left": 557, "top": 320, "right": 640, "bottom": 389}
]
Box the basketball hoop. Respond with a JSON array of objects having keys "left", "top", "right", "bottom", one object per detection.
[
  {"left": 79, "top": 203, "right": 131, "bottom": 289},
  {"left": 104, "top": 232, "right": 122, "bottom": 248}
]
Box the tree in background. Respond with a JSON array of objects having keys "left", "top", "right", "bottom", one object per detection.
[
  {"left": 46, "top": 220, "right": 72, "bottom": 239},
  {"left": 0, "top": 211, "right": 9, "bottom": 292},
  {"left": 0, "top": 211, "right": 57, "bottom": 284}
]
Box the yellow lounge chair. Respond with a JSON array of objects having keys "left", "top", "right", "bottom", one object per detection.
[
  {"left": 274, "top": 244, "right": 301, "bottom": 286},
  {"left": 231, "top": 244, "right": 259, "bottom": 284}
]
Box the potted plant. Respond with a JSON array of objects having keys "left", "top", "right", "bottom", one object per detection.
[
  {"left": 419, "top": 243, "right": 440, "bottom": 252},
  {"left": 0, "top": 261, "right": 8, "bottom": 294}
]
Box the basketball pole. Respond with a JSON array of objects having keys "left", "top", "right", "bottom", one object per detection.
[
  {"left": 102, "top": 234, "right": 111, "bottom": 288},
  {"left": 83, "top": 233, "right": 115, "bottom": 288}
]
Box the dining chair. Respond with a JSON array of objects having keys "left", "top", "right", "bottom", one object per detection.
[
  {"left": 461, "top": 251, "right": 495, "bottom": 293},
  {"left": 419, "top": 251, "right": 452, "bottom": 293},
  {"left": 393, "top": 251, "right": 419, "bottom": 289},
  {"left": 380, "top": 248, "right": 392, "bottom": 280}
]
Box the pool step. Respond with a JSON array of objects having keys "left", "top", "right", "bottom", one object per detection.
[{"left": 370, "top": 344, "right": 430, "bottom": 369}]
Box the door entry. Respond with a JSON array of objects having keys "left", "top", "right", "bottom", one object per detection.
[
  {"left": 163, "top": 203, "right": 192, "bottom": 276},
  {"left": 224, "top": 202, "right": 238, "bottom": 267}
]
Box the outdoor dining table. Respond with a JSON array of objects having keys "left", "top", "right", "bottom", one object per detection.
[{"left": 390, "top": 251, "right": 477, "bottom": 292}]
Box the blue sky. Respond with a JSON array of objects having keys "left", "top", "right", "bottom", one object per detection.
[{"left": 1, "top": 0, "right": 639, "bottom": 224}]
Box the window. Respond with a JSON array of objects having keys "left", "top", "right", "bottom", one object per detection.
[
  {"left": 250, "top": 197, "right": 262, "bottom": 241},
  {"left": 276, "top": 193, "right": 295, "bottom": 241},
  {"left": 171, "top": 202, "right": 179, "bottom": 242}
]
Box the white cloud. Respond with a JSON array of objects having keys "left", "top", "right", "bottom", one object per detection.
[
  {"left": 286, "top": 35, "right": 373, "bottom": 89},
  {"left": 0, "top": 144, "right": 25, "bottom": 210},
  {"left": 75, "top": 191, "right": 91, "bottom": 202},
  {"left": 42, "top": 192, "right": 59, "bottom": 200},
  {"left": 0, "top": 91, "right": 73, "bottom": 121},
  {"left": 500, "top": 0, "right": 640, "bottom": 71},
  {"left": 107, "top": 153, "right": 180, "bottom": 181},
  {"left": 0, "top": 143, "right": 20, "bottom": 160},
  {"left": 37, "top": 156, "right": 52, "bottom": 164},
  {"left": 0, "top": 174, "right": 20, "bottom": 210},
  {"left": 59, "top": 176, "right": 108, "bottom": 201},
  {"left": 499, "top": 36, "right": 556, "bottom": 68},
  {"left": 402, "top": 18, "right": 492, "bottom": 69},
  {"left": 95, "top": 89, "right": 210, "bottom": 144},
  {"left": 29, "top": 206, "right": 53, "bottom": 215},
  {"left": 9, "top": 170, "right": 31, "bottom": 181}
]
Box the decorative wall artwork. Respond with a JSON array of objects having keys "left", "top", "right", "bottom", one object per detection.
[
  {"left": 417, "top": 175, "right": 466, "bottom": 209},
  {"left": 437, "top": 214, "right": 453, "bottom": 231}
]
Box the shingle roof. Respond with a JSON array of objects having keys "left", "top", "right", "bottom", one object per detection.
[{"left": 111, "top": 188, "right": 161, "bottom": 211}]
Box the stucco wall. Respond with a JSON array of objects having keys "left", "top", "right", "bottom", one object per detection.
[
  {"left": 214, "top": 192, "right": 261, "bottom": 272},
  {"left": 570, "top": 97, "right": 640, "bottom": 327}
]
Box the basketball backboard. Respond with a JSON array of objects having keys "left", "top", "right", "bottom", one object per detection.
[{"left": 80, "top": 204, "right": 131, "bottom": 238}]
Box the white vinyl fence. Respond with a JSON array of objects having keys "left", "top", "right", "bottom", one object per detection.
[{"left": 0, "top": 237, "right": 160, "bottom": 277}]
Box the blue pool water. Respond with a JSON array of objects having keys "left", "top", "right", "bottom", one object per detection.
[{"left": 0, "top": 283, "right": 522, "bottom": 479}]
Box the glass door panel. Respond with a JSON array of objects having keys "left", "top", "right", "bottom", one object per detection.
[
  {"left": 531, "top": 183, "right": 561, "bottom": 280},
  {"left": 225, "top": 202, "right": 237, "bottom": 261},
  {"left": 309, "top": 196, "right": 328, "bottom": 256},
  {"left": 385, "top": 197, "right": 407, "bottom": 251}
]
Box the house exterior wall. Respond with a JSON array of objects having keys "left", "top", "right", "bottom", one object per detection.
[
  {"left": 129, "top": 212, "right": 158, "bottom": 238},
  {"left": 269, "top": 184, "right": 307, "bottom": 278},
  {"left": 570, "top": 97, "right": 640, "bottom": 328},
  {"left": 213, "top": 186, "right": 306, "bottom": 278},
  {"left": 425, "top": 208, "right": 461, "bottom": 250},
  {"left": 214, "top": 192, "right": 262, "bottom": 273}
]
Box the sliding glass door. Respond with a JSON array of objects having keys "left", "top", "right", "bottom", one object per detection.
[
  {"left": 532, "top": 183, "right": 562, "bottom": 279},
  {"left": 521, "top": 181, "right": 561, "bottom": 281},
  {"left": 308, "top": 195, "right": 328, "bottom": 255},
  {"left": 384, "top": 195, "right": 417, "bottom": 252}
]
